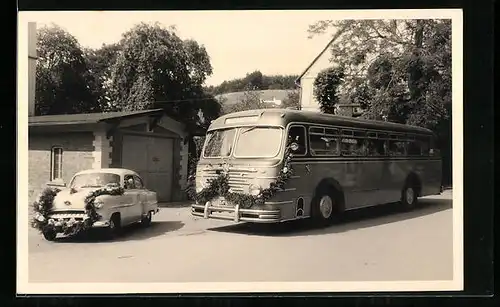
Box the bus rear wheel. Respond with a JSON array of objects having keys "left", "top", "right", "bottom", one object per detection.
[
  {"left": 311, "top": 188, "right": 338, "bottom": 226},
  {"left": 401, "top": 184, "right": 418, "bottom": 211}
]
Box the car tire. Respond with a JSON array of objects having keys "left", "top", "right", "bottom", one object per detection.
[
  {"left": 105, "top": 214, "right": 121, "bottom": 240},
  {"left": 401, "top": 183, "right": 418, "bottom": 211},
  {"left": 310, "top": 186, "right": 338, "bottom": 227},
  {"left": 42, "top": 228, "right": 57, "bottom": 241},
  {"left": 141, "top": 211, "right": 152, "bottom": 227}
]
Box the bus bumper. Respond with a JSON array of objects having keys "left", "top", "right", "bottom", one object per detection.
[{"left": 191, "top": 203, "right": 281, "bottom": 223}]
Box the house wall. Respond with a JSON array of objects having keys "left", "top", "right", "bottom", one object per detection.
[
  {"left": 28, "top": 22, "right": 37, "bottom": 117},
  {"left": 28, "top": 132, "right": 94, "bottom": 204},
  {"left": 299, "top": 48, "right": 335, "bottom": 112}
]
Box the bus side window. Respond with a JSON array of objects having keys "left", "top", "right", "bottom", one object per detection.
[
  {"left": 309, "top": 127, "right": 339, "bottom": 156},
  {"left": 366, "top": 139, "right": 386, "bottom": 156},
  {"left": 365, "top": 132, "right": 385, "bottom": 156},
  {"left": 418, "top": 136, "right": 431, "bottom": 156},
  {"left": 388, "top": 136, "right": 407, "bottom": 156},
  {"left": 340, "top": 130, "right": 365, "bottom": 156},
  {"left": 407, "top": 139, "right": 424, "bottom": 156},
  {"left": 288, "top": 126, "right": 307, "bottom": 155}
]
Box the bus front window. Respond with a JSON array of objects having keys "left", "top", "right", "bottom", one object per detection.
[
  {"left": 233, "top": 127, "right": 283, "bottom": 158},
  {"left": 203, "top": 128, "right": 237, "bottom": 157}
]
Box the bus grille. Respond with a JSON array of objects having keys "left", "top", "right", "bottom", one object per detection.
[{"left": 201, "top": 169, "right": 255, "bottom": 193}]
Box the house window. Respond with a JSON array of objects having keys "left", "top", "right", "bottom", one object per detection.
[{"left": 51, "top": 147, "right": 63, "bottom": 181}]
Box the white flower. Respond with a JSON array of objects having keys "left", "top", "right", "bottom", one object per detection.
[
  {"left": 282, "top": 167, "right": 288, "bottom": 174},
  {"left": 228, "top": 188, "right": 233, "bottom": 193},
  {"left": 48, "top": 219, "right": 55, "bottom": 225},
  {"left": 36, "top": 214, "right": 45, "bottom": 222},
  {"left": 54, "top": 221, "right": 62, "bottom": 227},
  {"left": 38, "top": 204, "right": 43, "bottom": 210}
]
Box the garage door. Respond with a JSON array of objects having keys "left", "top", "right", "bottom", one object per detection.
[{"left": 121, "top": 134, "right": 174, "bottom": 202}]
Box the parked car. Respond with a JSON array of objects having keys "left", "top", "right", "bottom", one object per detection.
[{"left": 41, "top": 168, "right": 159, "bottom": 241}]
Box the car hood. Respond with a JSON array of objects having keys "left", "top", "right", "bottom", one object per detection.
[{"left": 52, "top": 188, "right": 96, "bottom": 211}]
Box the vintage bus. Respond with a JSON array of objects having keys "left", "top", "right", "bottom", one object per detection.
[{"left": 191, "top": 108, "right": 442, "bottom": 224}]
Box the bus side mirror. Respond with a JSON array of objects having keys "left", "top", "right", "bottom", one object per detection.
[{"left": 290, "top": 142, "right": 300, "bottom": 152}]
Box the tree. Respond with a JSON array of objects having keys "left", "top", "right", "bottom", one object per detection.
[
  {"left": 281, "top": 90, "right": 300, "bottom": 109},
  {"left": 313, "top": 67, "right": 345, "bottom": 114},
  {"left": 109, "top": 22, "right": 220, "bottom": 132},
  {"left": 84, "top": 43, "right": 122, "bottom": 111},
  {"left": 35, "top": 24, "right": 100, "bottom": 115},
  {"left": 308, "top": 19, "right": 451, "bottom": 129},
  {"left": 223, "top": 87, "right": 265, "bottom": 114},
  {"left": 208, "top": 72, "right": 300, "bottom": 95},
  {"left": 308, "top": 19, "right": 452, "bottom": 184}
]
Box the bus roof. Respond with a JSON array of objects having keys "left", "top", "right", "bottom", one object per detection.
[{"left": 209, "top": 109, "right": 434, "bottom": 135}]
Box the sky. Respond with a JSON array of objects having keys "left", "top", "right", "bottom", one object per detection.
[{"left": 26, "top": 10, "right": 340, "bottom": 86}]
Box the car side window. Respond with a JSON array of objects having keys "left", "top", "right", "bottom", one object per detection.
[
  {"left": 124, "top": 175, "right": 136, "bottom": 189},
  {"left": 133, "top": 175, "right": 144, "bottom": 189}
]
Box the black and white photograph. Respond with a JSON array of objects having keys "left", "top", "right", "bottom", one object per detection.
[{"left": 17, "top": 9, "right": 463, "bottom": 293}]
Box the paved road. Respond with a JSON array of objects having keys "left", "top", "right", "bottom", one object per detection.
[{"left": 27, "top": 190, "right": 454, "bottom": 283}]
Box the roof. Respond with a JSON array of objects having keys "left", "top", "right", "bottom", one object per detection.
[
  {"left": 210, "top": 108, "right": 433, "bottom": 135},
  {"left": 75, "top": 168, "right": 139, "bottom": 177},
  {"left": 28, "top": 109, "right": 165, "bottom": 127},
  {"left": 295, "top": 25, "right": 348, "bottom": 85}
]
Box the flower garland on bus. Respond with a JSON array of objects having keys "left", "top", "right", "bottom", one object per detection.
[
  {"left": 194, "top": 142, "right": 295, "bottom": 209},
  {"left": 31, "top": 184, "right": 125, "bottom": 236}
]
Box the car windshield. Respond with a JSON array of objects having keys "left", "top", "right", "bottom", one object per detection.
[
  {"left": 233, "top": 127, "right": 283, "bottom": 158},
  {"left": 70, "top": 173, "right": 121, "bottom": 189},
  {"left": 203, "top": 128, "right": 237, "bottom": 157}
]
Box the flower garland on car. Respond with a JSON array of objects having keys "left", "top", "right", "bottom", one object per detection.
[
  {"left": 31, "top": 184, "right": 125, "bottom": 236},
  {"left": 194, "top": 142, "right": 295, "bottom": 209}
]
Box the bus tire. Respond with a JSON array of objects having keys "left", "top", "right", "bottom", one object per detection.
[
  {"left": 401, "top": 183, "right": 418, "bottom": 211},
  {"left": 310, "top": 186, "right": 338, "bottom": 226}
]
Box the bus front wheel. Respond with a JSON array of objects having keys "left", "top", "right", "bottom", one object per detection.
[
  {"left": 310, "top": 187, "right": 338, "bottom": 226},
  {"left": 401, "top": 184, "right": 418, "bottom": 211}
]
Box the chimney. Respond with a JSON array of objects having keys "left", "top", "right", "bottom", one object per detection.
[{"left": 28, "top": 22, "right": 37, "bottom": 117}]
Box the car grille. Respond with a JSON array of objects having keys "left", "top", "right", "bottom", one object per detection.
[{"left": 49, "top": 210, "right": 87, "bottom": 220}]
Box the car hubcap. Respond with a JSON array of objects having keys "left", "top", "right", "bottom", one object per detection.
[
  {"left": 319, "top": 195, "right": 333, "bottom": 219},
  {"left": 406, "top": 188, "right": 414, "bottom": 204}
]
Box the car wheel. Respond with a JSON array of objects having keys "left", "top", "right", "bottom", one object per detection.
[
  {"left": 141, "top": 211, "right": 152, "bottom": 227},
  {"left": 310, "top": 187, "right": 338, "bottom": 227},
  {"left": 42, "top": 228, "right": 57, "bottom": 241},
  {"left": 105, "top": 215, "right": 121, "bottom": 240},
  {"left": 401, "top": 183, "right": 418, "bottom": 211}
]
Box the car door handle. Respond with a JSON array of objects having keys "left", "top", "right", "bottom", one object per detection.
[{"left": 305, "top": 165, "right": 311, "bottom": 174}]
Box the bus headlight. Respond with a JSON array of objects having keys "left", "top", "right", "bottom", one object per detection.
[{"left": 249, "top": 184, "right": 262, "bottom": 196}]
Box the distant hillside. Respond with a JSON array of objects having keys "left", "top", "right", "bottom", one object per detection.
[
  {"left": 206, "top": 71, "right": 299, "bottom": 96},
  {"left": 215, "top": 89, "right": 292, "bottom": 107}
]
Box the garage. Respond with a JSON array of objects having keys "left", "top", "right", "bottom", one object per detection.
[
  {"left": 121, "top": 134, "right": 174, "bottom": 202},
  {"left": 28, "top": 109, "right": 190, "bottom": 205}
]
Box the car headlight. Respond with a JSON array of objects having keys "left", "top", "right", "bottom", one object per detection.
[
  {"left": 94, "top": 200, "right": 104, "bottom": 209},
  {"left": 249, "top": 184, "right": 262, "bottom": 196}
]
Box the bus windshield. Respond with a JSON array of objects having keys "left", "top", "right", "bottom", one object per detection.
[
  {"left": 234, "top": 127, "right": 283, "bottom": 158},
  {"left": 203, "top": 128, "right": 237, "bottom": 158},
  {"left": 203, "top": 127, "right": 283, "bottom": 158}
]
